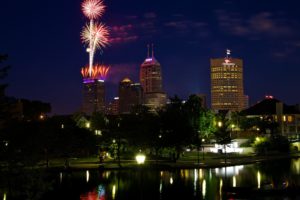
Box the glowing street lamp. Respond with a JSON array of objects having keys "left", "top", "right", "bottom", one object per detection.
[
  {"left": 217, "top": 121, "right": 223, "bottom": 127},
  {"left": 135, "top": 154, "right": 146, "bottom": 164}
]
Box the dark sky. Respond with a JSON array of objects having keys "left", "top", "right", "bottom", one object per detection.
[{"left": 1, "top": 0, "right": 300, "bottom": 114}]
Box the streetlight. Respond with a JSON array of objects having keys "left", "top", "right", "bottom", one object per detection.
[
  {"left": 202, "top": 138, "right": 205, "bottom": 160},
  {"left": 217, "top": 121, "right": 223, "bottom": 128},
  {"left": 231, "top": 124, "right": 235, "bottom": 138},
  {"left": 135, "top": 154, "right": 146, "bottom": 164}
]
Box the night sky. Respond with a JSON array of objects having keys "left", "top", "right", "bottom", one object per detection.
[{"left": 1, "top": 0, "right": 300, "bottom": 114}]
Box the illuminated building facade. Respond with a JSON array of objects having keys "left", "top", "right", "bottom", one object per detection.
[
  {"left": 107, "top": 97, "right": 119, "bottom": 115},
  {"left": 82, "top": 79, "right": 105, "bottom": 115},
  {"left": 119, "top": 78, "right": 143, "bottom": 114},
  {"left": 241, "top": 96, "right": 300, "bottom": 135},
  {"left": 81, "top": 65, "right": 109, "bottom": 115},
  {"left": 140, "top": 45, "right": 167, "bottom": 111},
  {"left": 210, "top": 50, "right": 246, "bottom": 111}
]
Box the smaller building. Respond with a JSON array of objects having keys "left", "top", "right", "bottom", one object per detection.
[
  {"left": 106, "top": 97, "right": 119, "bottom": 115},
  {"left": 241, "top": 96, "right": 300, "bottom": 135},
  {"left": 119, "top": 78, "right": 143, "bottom": 114}
]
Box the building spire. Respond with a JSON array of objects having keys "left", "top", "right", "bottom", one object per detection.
[
  {"left": 226, "top": 49, "right": 231, "bottom": 58},
  {"left": 147, "top": 44, "right": 150, "bottom": 58},
  {"left": 152, "top": 43, "right": 154, "bottom": 58}
]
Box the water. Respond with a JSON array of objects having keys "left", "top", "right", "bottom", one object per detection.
[{"left": 1, "top": 158, "right": 300, "bottom": 199}]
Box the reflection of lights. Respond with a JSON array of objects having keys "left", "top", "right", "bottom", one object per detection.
[
  {"left": 233, "top": 176, "right": 236, "bottom": 187},
  {"left": 202, "top": 179, "right": 206, "bottom": 198},
  {"left": 86, "top": 170, "right": 90, "bottom": 183},
  {"left": 60, "top": 172, "right": 63, "bottom": 183},
  {"left": 194, "top": 169, "right": 198, "bottom": 195},
  {"left": 3, "top": 193, "right": 6, "bottom": 200},
  {"left": 135, "top": 154, "right": 146, "bottom": 164},
  {"left": 180, "top": 170, "right": 184, "bottom": 178},
  {"left": 199, "top": 169, "right": 203, "bottom": 179},
  {"left": 215, "top": 165, "right": 244, "bottom": 177},
  {"left": 159, "top": 181, "right": 163, "bottom": 193},
  {"left": 292, "top": 158, "right": 300, "bottom": 174},
  {"left": 98, "top": 185, "right": 105, "bottom": 197},
  {"left": 257, "top": 171, "right": 261, "bottom": 189},
  {"left": 219, "top": 179, "right": 223, "bottom": 196},
  {"left": 185, "top": 170, "right": 189, "bottom": 178},
  {"left": 160, "top": 171, "right": 163, "bottom": 177},
  {"left": 170, "top": 177, "right": 173, "bottom": 185},
  {"left": 102, "top": 171, "right": 111, "bottom": 179},
  {"left": 112, "top": 185, "right": 116, "bottom": 200}
]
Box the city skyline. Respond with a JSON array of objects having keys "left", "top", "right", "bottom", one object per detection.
[{"left": 1, "top": 0, "right": 300, "bottom": 114}]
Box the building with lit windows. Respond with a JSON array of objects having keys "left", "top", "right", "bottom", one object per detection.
[
  {"left": 241, "top": 96, "right": 300, "bottom": 135},
  {"left": 140, "top": 45, "right": 167, "bottom": 111},
  {"left": 119, "top": 78, "right": 143, "bottom": 114},
  {"left": 82, "top": 79, "right": 105, "bottom": 115},
  {"left": 106, "top": 97, "right": 119, "bottom": 115},
  {"left": 81, "top": 65, "right": 109, "bottom": 115},
  {"left": 210, "top": 50, "right": 246, "bottom": 111}
]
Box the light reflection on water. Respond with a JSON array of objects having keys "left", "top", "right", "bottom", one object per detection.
[
  {"left": 77, "top": 159, "right": 300, "bottom": 200},
  {"left": 2, "top": 158, "right": 300, "bottom": 199}
]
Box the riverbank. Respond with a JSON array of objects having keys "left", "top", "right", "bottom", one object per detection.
[{"left": 41, "top": 152, "right": 300, "bottom": 171}]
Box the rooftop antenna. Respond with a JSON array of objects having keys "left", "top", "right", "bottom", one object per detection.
[
  {"left": 152, "top": 43, "right": 154, "bottom": 58},
  {"left": 226, "top": 49, "right": 231, "bottom": 59},
  {"left": 147, "top": 44, "right": 150, "bottom": 58}
]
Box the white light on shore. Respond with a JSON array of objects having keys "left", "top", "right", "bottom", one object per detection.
[
  {"left": 135, "top": 154, "right": 146, "bottom": 164},
  {"left": 86, "top": 170, "right": 90, "bottom": 182}
]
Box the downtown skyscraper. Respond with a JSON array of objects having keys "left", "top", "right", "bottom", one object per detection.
[
  {"left": 210, "top": 50, "right": 247, "bottom": 111},
  {"left": 140, "top": 45, "right": 167, "bottom": 111}
]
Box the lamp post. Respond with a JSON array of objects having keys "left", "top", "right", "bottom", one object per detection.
[{"left": 202, "top": 138, "right": 205, "bottom": 160}]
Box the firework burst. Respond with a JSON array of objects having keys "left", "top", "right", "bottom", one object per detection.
[
  {"left": 81, "top": 22, "right": 109, "bottom": 50},
  {"left": 81, "top": 64, "right": 110, "bottom": 80},
  {"left": 82, "top": 0, "right": 105, "bottom": 19}
]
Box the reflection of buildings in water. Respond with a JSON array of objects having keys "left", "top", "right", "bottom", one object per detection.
[
  {"left": 101, "top": 171, "right": 111, "bottom": 179},
  {"left": 112, "top": 185, "right": 116, "bottom": 200},
  {"left": 86, "top": 170, "right": 90, "bottom": 183},
  {"left": 202, "top": 179, "right": 206, "bottom": 199},
  {"left": 292, "top": 158, "right": 300, "bottom": 174},
  {"left": 215, "top": 165, "right": 244, "bottom": 177},
  {"left": 257, "top": 171, "right": 261, "bottom": 189},
  {"left": 80, "top": 185, "right": 105, "bottom": 200}
]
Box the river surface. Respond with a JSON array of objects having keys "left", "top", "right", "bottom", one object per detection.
[{"left": 1, "top": 158, "right": 300, "bottom": 199}]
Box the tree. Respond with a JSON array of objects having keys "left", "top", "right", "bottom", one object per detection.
[
  {"left": 159, "top": 96, "right": 194, "bottom": 162},
  {"left": 90, "top": 111, "right": 107, "bottom": 131},
  {"left": 214, "top": 112, "right": 231, "bottom": 163},
  {"left": 199, "top": 109, "right": 216, "bottom": 139}
]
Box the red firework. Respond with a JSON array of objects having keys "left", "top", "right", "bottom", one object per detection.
[
  {"left": 82, "top": 0, "right": 105, "bottom": 19},
  {"left": 81, "top": 64, "right": 110, "bottom": 80}
]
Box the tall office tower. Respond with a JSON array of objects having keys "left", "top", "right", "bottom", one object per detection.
[
  {"left": 81, "top": 65, "right": 109, "bottom": 115},
  {"left": 119, "top": 78, "right": 143, "bottom": 114},
  {"left": 140, "top": 45, "right": 167, "bottom": 111},
  {"left": 210, "top": 50, "right": 245, "bottom": 111}
]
